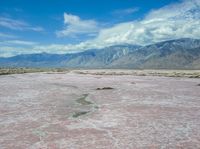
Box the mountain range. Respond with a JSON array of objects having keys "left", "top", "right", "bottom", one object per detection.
[{"left": 0, "top": 38, "right": 200, "bottom": 69}]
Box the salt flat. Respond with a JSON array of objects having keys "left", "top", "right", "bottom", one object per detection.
[{"left": 0, "top": 71, "right": 200, "bottom": 149}]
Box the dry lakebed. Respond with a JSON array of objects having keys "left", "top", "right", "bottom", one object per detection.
[{"left": 0, "top": 70, "right": 200, "bottom": 149}]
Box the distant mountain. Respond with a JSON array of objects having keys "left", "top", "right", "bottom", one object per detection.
[
  {"left": 61, "top": 45, "right": 140, "bottom": 68},
  {"left": 0, "top": 44, "right": 140, "bottom": 68},
  {"left": 111, "top": 38, "right": 200, "bottom": 69},
  {"left": 0, "top": 53, "right": 68, "bottom": 67},
  {"left": 0, "top": 38, "right": 200, "bottom": 69}
]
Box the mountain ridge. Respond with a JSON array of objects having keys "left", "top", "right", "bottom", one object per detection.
[{"left": 0, "top": 38, "right": 200, "bottom": 69}]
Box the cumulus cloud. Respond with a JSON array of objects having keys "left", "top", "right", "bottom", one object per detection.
[
  {"left": 90, "top": 0, "right": 200, "bottom": 46},
  {"left": 0, "top": 16, "right": 44, "bottom": 32},
  {"left": 1, "top": 0, "right": 200, "bottom": 57},
  {"left": 56, "top": 0, "right": 200, "bottom": 51},
  {"left": 56, "top": 13, "right": 99, "bottom": 37}
]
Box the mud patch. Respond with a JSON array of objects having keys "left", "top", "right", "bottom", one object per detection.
[
  {"left": 72, "top": 111, "right": 89, "bottom": 118},
  {"left": 96, "top": 87, "right": 114, "bottom": 90},
  {"left": 76, "top": 94, "right": 93, "bottom": 105},
  {"left": 73, "top": 94, "right": 97, "bottom": 118}
]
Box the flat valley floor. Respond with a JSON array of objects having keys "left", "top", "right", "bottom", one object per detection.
[{"left": 0, "top": 71, "right": 200, "bottom": 149}]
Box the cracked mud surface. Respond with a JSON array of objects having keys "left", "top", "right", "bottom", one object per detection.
[{"left": 0, "top": 71, "right": 200, "bottom": 149}]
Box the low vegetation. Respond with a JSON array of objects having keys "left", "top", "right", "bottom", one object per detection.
[
  {"left": 0, "top": 68, "right": 69, "bottom": 75},
  {"left": 72, "top": 70, "right": 200, "bottom": 78},
  {"left": 1, "top": 68, "right": 200, "bottom": 78}
]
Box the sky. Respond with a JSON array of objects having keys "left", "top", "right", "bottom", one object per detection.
[{"left": 0, "top": 0, "right": 200, "bottom": 57}]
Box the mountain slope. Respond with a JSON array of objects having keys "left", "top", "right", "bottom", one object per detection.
[
  {"left": 0, "top": 45, "right": 140, "bottom": 68},
  {"left": 110, "top": 38, "right": 200, "bottom": 69},
  {"left": 0, "top": 38, "right": 200, "bottom": 69}
]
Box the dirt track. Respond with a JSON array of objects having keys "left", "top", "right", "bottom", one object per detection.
[{"left": 0, "top": 71, "right": 200, "bottom": 149}]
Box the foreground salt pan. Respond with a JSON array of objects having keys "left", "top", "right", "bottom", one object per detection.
[{"left": 0, "top": 71, "right": 200, "bottom": 149}]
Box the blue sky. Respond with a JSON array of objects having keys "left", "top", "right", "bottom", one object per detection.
[{"left": 0, "top": 0, "right": 200, "bottom": 57}]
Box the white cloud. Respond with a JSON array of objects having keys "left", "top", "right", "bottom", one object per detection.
[
  {"left": 1, "top": 0, "right": 200, "bottom": 57},
  {"left": 0, "top": 40, "right": 38, "bottom": 46},
  {"left": 0, "top": 16, "right": 44, "bottom": 32},
  {"left": 112, "top": 7, "right": 139, "bottom": 16},
  {"left": 55, "top": 0, "right": 200, "bottom": 52},
  {"left": 0, "top": 32, "right": 17, "bottom": 38},
  {"left": 0, "top": 40, "right": 39, "bottom": 57},
  {"left": 89, "top": 0, "right": 200, "bottom": 46},
  {"left": 0, "top": 46, "right": 26, "bottom": 57},
  {"left": 56, "top": 13, "right": 99, "bottom": 37}
]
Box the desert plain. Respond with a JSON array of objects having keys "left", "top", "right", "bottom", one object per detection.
[{"left": 0, "top": 70, "right": 200, "bottom": 149}]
